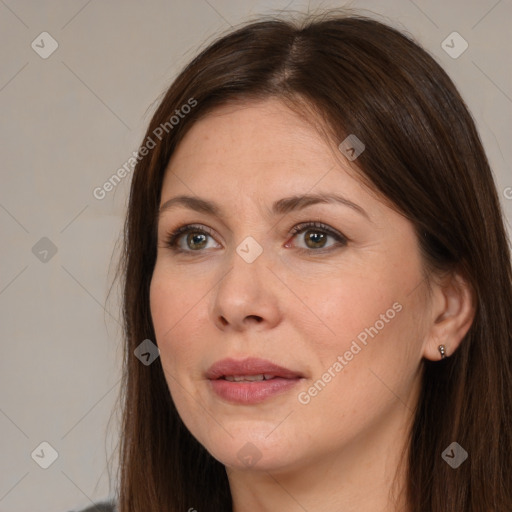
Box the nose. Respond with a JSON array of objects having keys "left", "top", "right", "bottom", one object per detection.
[{"left": 209, "top": 245, "right": 283, "bottom": 332}]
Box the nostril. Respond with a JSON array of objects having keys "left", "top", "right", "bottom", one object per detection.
[
  {"left": 246, "top": 315, "right": 263, "bottom": 323},
  {"left": 218, "top": 314, "right": 262, "bottom": 326}
]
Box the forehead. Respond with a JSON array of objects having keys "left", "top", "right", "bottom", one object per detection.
[
  {"left": 158, "top": 99, "right": 407, "bottom": 232},
  {"left": 163, "top": 98, "right": 358, "bottom": 190}
]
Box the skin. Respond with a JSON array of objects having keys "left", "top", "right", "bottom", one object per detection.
[{"left": 149, "top": 97, "right": 475, "bottom": 512}]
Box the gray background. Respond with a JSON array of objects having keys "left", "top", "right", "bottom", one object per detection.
[{"left": 0, "top": 1, "right": 510, "bottom": 510}]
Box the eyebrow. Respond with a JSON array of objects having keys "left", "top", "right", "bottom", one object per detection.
[{"left": 158, "top": 193, "right": 371, "bottom": 221}]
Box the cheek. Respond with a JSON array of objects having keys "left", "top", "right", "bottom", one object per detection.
[
  {"left": 309, "top": 289, "right": 424, "bottom": 414},
  {"left": 298, "top": 259, "right": 424, "bottom": 389},
  {"left": 149, "top": 266, "right": 210, "bottom": 378},
  {"left": 295, "top": 298, "right": 418, "bottom": 436},
  {"left": 149, "top": 269, "right": 190, "bottom": 369},
  {"left": 149, "top": 272, "right": 198, "bottom": 418},
  {"left": 299, "top": 271, "right": 399, "bottom": 347},
  {"left": 149, "top": 271, "right": 174, "bottom": 340},
  {"left": 149, "top": 265, "right": 200, "bottom": 337}
]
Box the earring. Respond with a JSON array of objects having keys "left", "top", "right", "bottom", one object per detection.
[{"left": 438, "top": 344, "right": 447, "bottom": 360}]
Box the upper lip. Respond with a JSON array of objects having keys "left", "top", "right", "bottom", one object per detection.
[{"left": 206, "top": 357, "right": 304, "bottom": 380}]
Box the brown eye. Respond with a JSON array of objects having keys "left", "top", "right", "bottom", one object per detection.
[
  {"left": 290, "top": 222, "right": 348, "bottom": 253},
  {"left": 164, "top": 224, "right": 219, "bottom": 253},
  {"left": 185, "top": 232, "right": 208, "bottom": 250},
  {"left": 303, "top": 230, "right": 328, "bottom": 249}
]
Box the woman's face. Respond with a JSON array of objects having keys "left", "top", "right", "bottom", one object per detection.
[{"left": 150, "top": 97, "right": 432, "bottom": 473}]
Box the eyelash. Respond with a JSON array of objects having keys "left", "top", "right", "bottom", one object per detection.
[{"left": 163, "top": 221, "right": 348, "bottom": 256}]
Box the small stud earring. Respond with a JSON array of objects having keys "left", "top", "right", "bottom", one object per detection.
[{"left": 438, "top": 344, "right": 447, "bottom": 360}]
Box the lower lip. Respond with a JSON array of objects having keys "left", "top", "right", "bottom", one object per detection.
[{"left": 209, "top": 377, "right": 302, "bottom": 404}]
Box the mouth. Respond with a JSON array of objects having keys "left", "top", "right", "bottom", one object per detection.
[
  {"left": 222, "top": 374, "right": 280, "bottom": 382},
  {"left": 206, "top": 357, "right": 304, "bottom": 404},
  {"left": 205, "top": 356, "right": 304, "bottom": 381}
]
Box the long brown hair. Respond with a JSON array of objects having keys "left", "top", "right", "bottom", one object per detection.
[{"left": 111, "top": 8, "right": 512, "bottom": 511}]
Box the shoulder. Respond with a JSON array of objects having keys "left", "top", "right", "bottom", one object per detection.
[{"left": 71, "top": 502, "right": 117, "bottom": 512}]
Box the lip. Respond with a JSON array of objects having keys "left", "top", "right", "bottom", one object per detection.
[
  {"left": 206, "top": 357, "right": 304, "bottom": 405},
  {"left": 205, "top": 357, "right": 304, "bottom": 380}
]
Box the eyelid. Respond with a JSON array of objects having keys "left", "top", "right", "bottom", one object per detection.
[{"left": 289, "top": 221, "right": 347, "bottom": 241}]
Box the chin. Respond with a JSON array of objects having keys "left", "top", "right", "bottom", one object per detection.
[{"left": 203, "top": 434, "right": 299, "bottom": 473}]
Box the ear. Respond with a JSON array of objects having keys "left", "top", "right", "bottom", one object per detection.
[{"left": 422, "top": 271, "right": 476, "bottom": 361}]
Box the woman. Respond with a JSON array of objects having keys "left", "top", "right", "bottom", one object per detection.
[{"left": 100, "top": 8, "right": 511, "bottom": 512}]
